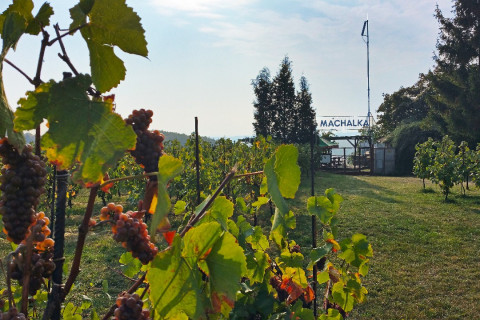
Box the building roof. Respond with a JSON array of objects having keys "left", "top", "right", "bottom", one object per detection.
[{"left": 318, "top": 137, "right": 339, "bottom": 148}]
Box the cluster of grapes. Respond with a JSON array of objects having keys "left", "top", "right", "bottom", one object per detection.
[
  {"left": 26, "top": 212, "right": 54, "bottom": 251},
  {"left": 114, "top": 293, "right": 150, "bottom": 320},
  {"left": 0, "top": 139, "right": 47, "bottom": 244},
  {"left": 0, "top": 308, "right": 26, "bottom": 320},
  {"left": 100, "top": 203, "right": 158, "bottom": 265},
  {"left": 9, "top": 247, "right": 55, "bottom": 296},
  {"left": 125, "top": 109, "right": 165, "bottom": 175}
]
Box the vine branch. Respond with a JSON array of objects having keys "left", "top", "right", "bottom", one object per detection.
[
  {"left": 47, "top": 23, "right": 87, "bottom": 46},
  {"left": 234, "top": 171, "right": 263, "bottom": 179},
  {"left": 99, "top": 172, "right": 158, "bottom": 188},
  {"left": 180, "top": 165, "right": 238, "bottom": 237},
  {"left": 62, "top": 186, "right": 99, "bottom": 300},
  {"left": 3, "top": 59, "right": 35, "bottom": 85}
]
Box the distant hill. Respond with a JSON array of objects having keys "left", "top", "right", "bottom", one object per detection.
[
  {"left": 161, "top": 130, "right": 216, "bottom": 145},
  {"left": 22, "top": 131, "right": 215, "bottom": 146}
]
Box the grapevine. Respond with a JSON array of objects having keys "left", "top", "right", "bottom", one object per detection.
[{"left": 0, "top": 139, "right": 47, "bottom": 244}]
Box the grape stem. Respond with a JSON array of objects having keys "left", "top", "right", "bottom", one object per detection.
[
  {"left": 101, "top": 273, "right": 147, "bottom": 320},
  {"left": 21, "top": 233, "right": 34, "bottom": 314}
]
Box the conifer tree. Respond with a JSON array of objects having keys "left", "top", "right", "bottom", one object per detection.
[
  {"left": 271, "top": 56, "right": 296, "bottom": 142},
  {"left": 252, "top": 68, "right": 273, "bottom": 137},
  {"left": 295, "top": 76, "right": 317, "bottom": 143}
]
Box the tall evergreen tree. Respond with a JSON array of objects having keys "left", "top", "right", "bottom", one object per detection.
[
  {"left": 431, "top": 0, "right": 480, "bottom": 145},
  {"left": 271, "top": 56, "right": 296, "bottom": 142},
  {"left": 252, "top": 68, "right": 273, "bottom": 137},
  {"left": 295, "top": 76, "right": 317, "bottom": 143}
]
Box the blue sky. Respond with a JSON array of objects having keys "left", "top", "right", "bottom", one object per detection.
[{"left": 2, "top": 0, "right": 453, "bottom": 138}]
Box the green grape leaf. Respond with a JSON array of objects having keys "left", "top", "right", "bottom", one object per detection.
[
  {"left": 246, "top": 251, "right": 269, "bottom": 284},
  {"left": 274, "top": 145, "right": 300, "bottom": 198},
  {"left": 63, "top": 302, "right": 82, "bottom": 320},
  {"left": 246, "top": 226, "right": 269, "bottom": 251},
  {"left": 338, "top": 233, "right": 373, "bottom": 269},
  {"left": 252, "top": 196, "right": 269, "bottom": 210},
  {"left": 182, "top": 222, "right": 222, "bottom": 269},
  {"left": 151, "top": 154, "right": 183, "bottom": 236},
  {"left": 0, "top": 0, "right": 33, "bottom": 35},
  {"left": 25, "top": 2, "right": 54, "bottom": 35},
  {"left": 14, "top": 74, "right": 136, "bottom": 185},
  {"left": 307, "top": 189, "right": 343, "bottom": 225},
  {"left": 308, "top": 243, "right": 333, "bottom": 269},
  {"left": 148, "top": 236, "right": 206, "bottom": 319},
  {"left": 283, "top": 266, "right": 308, "bottom": 288},
  {"left": 84, "top": 36, "right": 126, "bottom": 93},
  {"left": 78, "top": 0, "right": 148, "bottom": 92},
  {"left": 87, "top": 0, "right": 147, "bottom": 56},
  {"left": 317, "top": 270, "right": 330, "bottom": 284},
  {"left": 234, "top": 215, "right": 254, "bottom": 248},
  {"left": 319, "top": 308, "right": 344, "bottom": 320},
  {"left": 206, "top": 231, "right": 247, "bottom": 312},
  {"left": 118, "top": 252, "right": 142, "bottom": 278},
  {"left": 0, "top": 67, "right": 25, "bottom": 151},
  {"left": 235, "top": 197, "right": 248, "bottom": 213},
  {"left": 291, "top": 300, "right": 315, "bottom": 320},
  {"left": 69, "top": 3, "right": 87, "bottom": 30},
  {"left": 2, "top": 12, "right": 27, "bottom": 52},
  {"left": 331, "top": 280, "right": 354, "bottom": 313},
  {"left": 198, "top": 196, "right": 233, "bottom": 230},
  {"left": 173, "top": 200, "right": 187, "bottom": 215},
  {"left": 277, "top": 250, "right": 304, "bottom": 269}
]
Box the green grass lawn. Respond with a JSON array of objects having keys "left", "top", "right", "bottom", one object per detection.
[
  {"left": 2, "top": 173, "right": 480, "bottom": 319},
  {"left": 289, "top": 172, "right": 480, "bottom": 319}
]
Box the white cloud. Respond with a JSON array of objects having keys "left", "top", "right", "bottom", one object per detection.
[{"left": 148, "top": 0, "right": 256, "bottom": 17}]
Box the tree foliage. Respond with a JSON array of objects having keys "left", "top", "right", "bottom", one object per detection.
[{"left": 376, "top": 0, "right": 480, "bottom": 150}]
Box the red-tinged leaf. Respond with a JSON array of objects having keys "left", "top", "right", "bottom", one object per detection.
[
  {"left": 280, "top": 277, "right": 304, "bottom": 305},
  {"left": 162, "top": 231, "right": 176, "bottom": 246},
  {"left": 303, "top": 285, "right": 315, "bottom": 303},
  {"left": 200, "top": 248, "right": 212, "bottom": 260},
  {"left": 101, "top": 182, "right": 114, "bottom": 193}
]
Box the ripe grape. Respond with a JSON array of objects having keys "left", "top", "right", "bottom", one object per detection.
[
  {"left": 99, "top": 204, "right": 158, "bottom": 265},
  {"left": 114, "top": 293, "right": 150, "bottom": 320},
  {"left": 125, "top": 109, "right": 165, "bottom": 175},
  {"left": 0, "top": 139, "right": 47, "bottom": 244},
  {"left": 10, "top": 248, "right": 55, "bottom": 296}
]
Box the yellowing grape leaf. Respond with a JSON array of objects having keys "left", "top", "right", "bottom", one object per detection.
[{"left": 14, "top": 74, "right": 136, "bottom": 185}]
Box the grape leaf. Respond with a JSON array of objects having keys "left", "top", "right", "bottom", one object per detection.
[
  {"left": 151, "top": 154, "right": 183, "bottom": 236},
  {"left": 0, "top": 65, "right": 25, "bottom": 151},
  {"left": 331, "top": 280, "right": 354, "bottom": 313},
  {"left": 182, "top": 222, "right": 222, "bottom": 269},
  {"left": 14, "top": 74, "right": 136, "bottom": 185},
  {"left": 198, "top": 196, "right": 233, "bottom": 230},
  {"left": 148, "top": 236, "right": 207, "bottom": 319},
  {"left": 75, "top": 0, "right": 148, "bottom": 92},
  {"left": 206, "top": 231, "right": 247, "bottom": 313},
  {"left": 246, "top": 251, "right": 269, "bottom": 284},
  {"left": 25, "top": 2, "right": 54, "bottom": 35},
  {"left": 274, "top": 145, "right": 300, "bottom": 198},
  {"left": 84, "top": 36, "right": 126, "bottom": 93}
]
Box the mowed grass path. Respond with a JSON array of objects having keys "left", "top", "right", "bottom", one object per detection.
[{"left": 290, "top": 172, "right": 480, "bottom": 319}]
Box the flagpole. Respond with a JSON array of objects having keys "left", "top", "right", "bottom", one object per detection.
[{"left": 362, "top": 19, "right": 371, "bottom": 133}]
